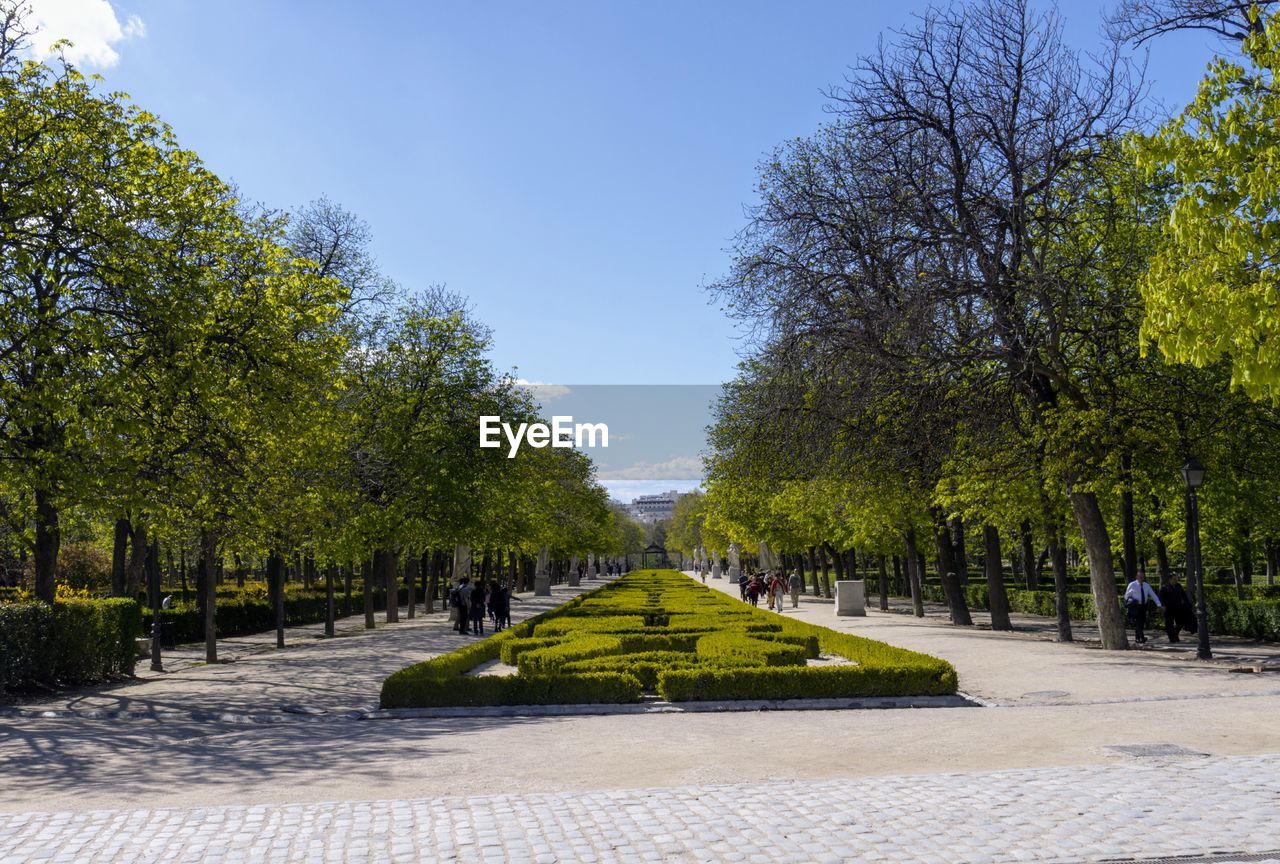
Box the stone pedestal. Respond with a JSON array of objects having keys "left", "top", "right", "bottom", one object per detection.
[
  {"left": 835, "top": 580, "right": 866, "bottom": 616},
  {"left": 534, "top": 544, "right": 551, "bottom": 596},
  {"left": 568, "top": 571, "right": 580, "bottom": 587},
  {"left": 711, "top": 561, "right": 722, "bottom": 579}
]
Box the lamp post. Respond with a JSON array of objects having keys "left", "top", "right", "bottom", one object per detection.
[{"left": 1181, "top": 457, "right": 1212, "bottom": 661}]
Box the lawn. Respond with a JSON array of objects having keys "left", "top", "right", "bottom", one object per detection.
[{"left": 380, "top": 569, "right": 957, "bottom": 708}]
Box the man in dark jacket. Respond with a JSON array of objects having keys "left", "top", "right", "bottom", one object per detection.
[{"left": 1158, "top": 575, "right": 1195, "bottom": 643}]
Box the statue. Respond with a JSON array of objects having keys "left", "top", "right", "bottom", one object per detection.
[
  {"left": 568, "top": 554, "right": 580, "bottom": 587},
  {"left": 534, "top": 544, "right": 551, "bottom": 596},
  {"left": 711, "top": 551, "right": 722, "bottom": 580},
  {"left": 728, "top": 543, "right": 741, "bottom": 582}
]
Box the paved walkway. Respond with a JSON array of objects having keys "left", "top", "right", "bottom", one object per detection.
[
  {"left": 3, "top": 578, "right": 611, "bottom": 718},
  {"left": 1, "top": 754, "right": 1277, "bottom": 863},
  {"left": 4, "top": 569, "right": 1280, "bottom": 862}
]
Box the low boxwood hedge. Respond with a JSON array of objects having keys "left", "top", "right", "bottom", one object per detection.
[
  {"left": 1, "top": 598, "right": 142, "bottom": 692},
  {"left": 657, "top": 663, "right": 958, "bottom": 701},
  {"left": 379, "top": 569, "right": 957, "bottom": 708}
]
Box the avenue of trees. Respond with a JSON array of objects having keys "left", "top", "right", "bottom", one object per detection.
[
  {"left": 0, "top": 3, "right": 638, "bottom": 664},
  {"left": 681, "top": 0, "right": 1280, "bottom": 649}
]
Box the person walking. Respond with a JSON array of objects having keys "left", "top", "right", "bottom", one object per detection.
[
  {"left": 451, "top": 578, "right": 473, "bottom": 634},
  {"left": 469, "top": 581, "right": 487, "bottom": 635},
  {"left": 745, "top": 575, "right": 761, "bottom": 607},
  {"left": 738, "top": 570, "right": 749, "bottom": 601},
  {"left": 489, "top": 583, "right": 507, "bottom": 633},
  {"left": 1124, "top": 571, "right": 1162, "bottom": 645},
  {"left": 771, "top": 571, "right": 785, "bottom": 612},
  {"left": 788, "top": 569, "right": 802, "bottom": 608},
  {"left": 1158, "top": 574, "right": 1195, "bottom": 643}
]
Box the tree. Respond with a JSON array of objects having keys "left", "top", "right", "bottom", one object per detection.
[{"left": 1132, "top": 8, "right": 1280, "bottom": 401}]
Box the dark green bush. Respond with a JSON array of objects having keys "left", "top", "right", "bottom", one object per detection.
[
  {"left": 1, "top": 598, "right": 141, "bottom": 692},
  {"left": 657, "top": 663, "right": 958, "bottom": 701}
]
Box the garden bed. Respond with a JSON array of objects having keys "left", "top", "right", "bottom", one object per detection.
[{"left": 379, "top": 569, "right": 957, "bottom": 708}]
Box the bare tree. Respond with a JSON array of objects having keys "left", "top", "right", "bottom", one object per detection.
[{"left": 1107, "top": 0, "right": 1273, "bottom": 46}]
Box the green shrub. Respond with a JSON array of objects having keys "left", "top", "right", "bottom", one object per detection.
[
  {"left": 657, "top": 663, "right": 958, "bottom": 701},
  {"left": 695, "top": 631, "right": 808, "bottom": 667},
  {"left": 1, "top": 598, "right": 141, "bottom": 692},
  {"left": 517, "top": 635, "right": 623, "bottom": 673},
  {"left": 380, "top": 569, "right": 959, "bottom": 708},
  {"left": 381, "top": 670, "right": 642, "bottom": 708}
]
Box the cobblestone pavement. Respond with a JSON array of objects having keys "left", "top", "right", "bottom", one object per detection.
[{"left": 1, "top": 754, "right": 1278, "bottom": 863}]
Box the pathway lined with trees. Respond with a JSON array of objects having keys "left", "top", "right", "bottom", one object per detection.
[{"left": 678, "top": 0, "right": 1280, "bottom": 652}]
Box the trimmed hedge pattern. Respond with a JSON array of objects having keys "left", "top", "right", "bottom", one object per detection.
[
  {"left": 380, "top": 569, "right": 956, "bottom": 708},
  {"left": 1, "top": 599, "right": 141, "bottom": 692}
]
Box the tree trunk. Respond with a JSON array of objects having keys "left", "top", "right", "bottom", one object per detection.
[
  {"left": 877, "top": 555, "right": 889, "bottom": 612},
  {"left": 424, "top": 551, "right": 439, "bottom": 613},
  {"left": 122, "top": 517, "right": 147, "bottom": 600},
  {"left": 951, "top": 516, "right": 969, "bottom": 585},
  {"left": 1154, "top": 536, "right": 1173, "bottom": 585},
  {"left": 819, "top": 549, "right": 832, "bottom": 598},
  {"left": 892, "top": 554, "right": 903, "bottom": 596},
  {"left": 268, "top": 550, "right": 285, "bottom": 649},
  {"left": 405, "top": 554, "right": 418, "bottom": 619},
  {"left": 934, "top": 512, "right": 972, "bottom": 625},
  {"left": 234, "top": 552, "right": 246, "bottom": 589},
  {"left": 1020, "top": 520, "right": 1037, "bottom": 590},
  {"left": 1067, "top": 486, "right": 1128, "bottom": 649},
  {"left": 180, "top": 547, "right": 189, "bottom": 604},
  {"left": 32, "top": 487, "right": 59, "bottom": 604},
  {"left": 382, "top": 548, "right": 399, "bottom": 623},
  {"left": 829, "top": 544, "right": 845, "bottom": 582},
  {"left": 201, "top": 528, "right": 218, "bottom": 663},
  {"left": 343, "top": 562, "right": 353, "bottom": 617},
  {"left": 363, "top": 556, "right": 375, "bottom": 629},
  {"left": 807, "top": 546, "right": 822, "bottom": 597},
  {"left": 904, "top": 529, "right": 924, "bottom": 617},
  {"left": 1049, "top": 528, "right": 1073, "bottom": 642},
  {"left": 983, "top": 525, "right": 1012, "bottom": 631},
  {"left": 1121, "top": 453, "right": 1138, "bottom": 586},
  {"left": 795, "top": 552, "right": 806, "bottom": 594},
  {"left": 111, "top": 518, "right": 129, "bottom": 596},
  {"left": 324, "top": 564, "right": 336, "bottom": 636}
]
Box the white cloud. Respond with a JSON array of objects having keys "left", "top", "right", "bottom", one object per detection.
[
  {"left": 27, "top": 0, "right": 145, "bottom": 68},
  {"left": 596, "top": 456, "right": 704, "bottom": 482},
  {"left": 514, "top": 380, "right": 571, "bottom": 403}
]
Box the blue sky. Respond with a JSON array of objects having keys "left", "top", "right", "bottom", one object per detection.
[{"left": 42, "top": 1, "right": 1225, "bottom": 389}]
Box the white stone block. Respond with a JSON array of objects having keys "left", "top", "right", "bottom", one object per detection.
[{"left": 835, "top": 580, "right": 866, "bottom": 616}]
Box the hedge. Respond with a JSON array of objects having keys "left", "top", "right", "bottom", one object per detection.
[
  {"left": 917, "top": 583, "right": 1280, "bottom": 641},
  {"left": 143, "top": 583, "right": 413, "bottom": 644},
  {"left": 1, "top": 598, "right": 142, "bottom": 692},
  {"left": 657, "top": 663, "right": 958, "bottom": 701},
  {"left": 380, "top": 569, "right": 957, "bottom": 708}
]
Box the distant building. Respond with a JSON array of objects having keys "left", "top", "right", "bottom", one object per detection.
[{"left": 629, "top": 490, "right": 679, "bottom": 523}]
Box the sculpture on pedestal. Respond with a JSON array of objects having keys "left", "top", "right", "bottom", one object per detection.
[
  {"left": 727, "top": 543, "right": 741, "bottom": 582},
  {"left": 534, "top": 544, "right": 551, "bottom": 596}
]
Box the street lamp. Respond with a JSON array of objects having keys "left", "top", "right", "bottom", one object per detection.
[{"left": 1181, "top": 457, "right": 1212, "bottom": 660}]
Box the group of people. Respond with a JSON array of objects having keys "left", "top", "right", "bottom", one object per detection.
[
  {"left": 1124, "top": 571, "right": 1198, "bottom": 645},
  {"left": 736, "top": 569, "right": 803, "bottom": 613},
  {"left": 448, "top": 578, "right": 520, "bottom": 636}
]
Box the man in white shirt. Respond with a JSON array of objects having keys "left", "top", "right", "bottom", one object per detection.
[{"left": 1124, "top": 572, "right": 1163, "bottom": 645}]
